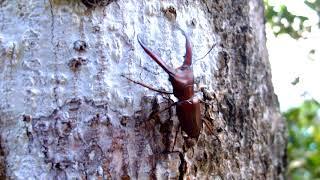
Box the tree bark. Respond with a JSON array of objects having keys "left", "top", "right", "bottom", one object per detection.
[{"left": 0, "top": 0, "right": 286, "bottom": 179}]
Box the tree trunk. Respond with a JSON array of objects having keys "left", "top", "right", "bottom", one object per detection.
[{"left": 0, "top": 0, "right": 286, "bottom": 179}]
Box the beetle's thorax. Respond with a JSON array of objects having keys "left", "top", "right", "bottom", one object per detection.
[{"left": 169, "top": 65, "right": 194, "bottom": 100}]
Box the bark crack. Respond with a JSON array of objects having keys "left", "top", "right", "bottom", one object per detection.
[
  {"left": 49, "top": 0, "right": 59, "bottom": 105},
  {"left": 94, "top": 7, "right": 108, "bottom": 100},
  {"left": 178, "top": 151, "right": 186, "bottom": 180},
  {"left": 0, "top": 1, "right": 4, "bottom": 31},
  {"left": 0, "top": 136, "right": 6, "bottom": 179}
]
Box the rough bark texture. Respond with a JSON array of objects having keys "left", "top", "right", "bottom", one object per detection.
[{"left": 0, "top": 0, "right": 285, "bottom": 179}]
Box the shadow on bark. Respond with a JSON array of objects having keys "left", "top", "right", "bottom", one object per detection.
[{"left": 0, "top": 136, "right": 6, "bottom": 179}]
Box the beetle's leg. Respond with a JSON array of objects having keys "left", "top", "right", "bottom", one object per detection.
[
  {"left": 203, "top": 118, "right": 214, "bottom": 135},
  {"left": 122, "top": 75, "right": 173, "bottom": 94},
  {"left": 199, "top": 99, "right": 211, "bottom": 106},
  {"left": 203, "top": 118, "right": 221, "bottom": 144},
  {"left": 150, "top": 101, "right": 178, "bottom": 117},
  {"left": 155, "top": 96, "right": 194, "bottom": 116},
  {"left": 171, "top": 125, "right": 180, "bottom": 152}
]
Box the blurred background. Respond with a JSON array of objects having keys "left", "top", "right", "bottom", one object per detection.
[{"left": 264, "top": 0, "right": 320, "bottom": 179}]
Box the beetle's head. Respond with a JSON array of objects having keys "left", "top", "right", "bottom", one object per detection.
[
  {"left": 137, "top": 29, "right": 194, "bottom": 100},
  {"left": 168, "top": 63, "right": 194, "bottom": 100}
]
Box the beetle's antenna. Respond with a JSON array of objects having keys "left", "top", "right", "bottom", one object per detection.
[
  {"left": 194, "top": 43, "right": 216, "bottom": 61},
  {"left": 192, "top": 43, "right": 216, "bottom": 67}
]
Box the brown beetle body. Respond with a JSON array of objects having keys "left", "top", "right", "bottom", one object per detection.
[
  {"left": 135, "top": 29, "right": 203, "bottom": 139},
  {"left": 176, "top": 97, "right": 201, "bottom": 138}
]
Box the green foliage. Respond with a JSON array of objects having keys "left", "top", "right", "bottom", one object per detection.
[
  {"left": 264, "top": 1, "right": 309, "bottom": 39},
  {"left": 264, "top": 0, "right": 320, "bottom": 39},
  {"left": 305, "top": 0, "right": 320, "bottom": 28},
  {"left": 285, "top": 100, "right": 320, "bottom": 179}
]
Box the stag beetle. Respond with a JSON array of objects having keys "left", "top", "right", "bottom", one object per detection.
[{"left": 123, "top": 28, "right": 212, "bottom": 141}]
